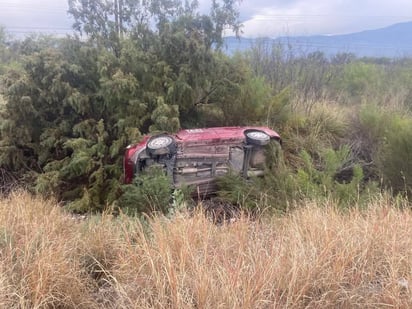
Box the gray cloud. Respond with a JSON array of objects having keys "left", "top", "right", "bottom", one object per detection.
[
  {"left": 237, "top": 0, "right": 412, "bottom": 37},
  {"left": 0, "top": 0, "right": 72, "bottom": 36},
  {"left": 1, "top": 0, "right": 412, "bottom": 38}
]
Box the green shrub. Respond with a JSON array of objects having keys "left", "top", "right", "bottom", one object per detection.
[
  {"left": 215, "top": 141, "right": 288, "bottom": 213},
  {"left": 353, "top": 104, "right": 412, "bottom": 196},
  {"left": 216, "top": 141, "right": 377, "bottom": 212},
  {"left": 377, "top": 116, "right": 412, "bottom": 195},
  {"left": 118, "top": 166, "right": 172, "bottom": 215},
  {"left": 293, "top": 146, "right": 378, "bottom": 207},
  {"left": 257, "top": 145, "right": 375, "bottom": 209},
  {"left": 339, "top": 62, "right": 384, "bottom": 100}
]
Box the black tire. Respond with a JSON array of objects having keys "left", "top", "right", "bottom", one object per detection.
[
  {"left": 147, "top": 135, "right": 176, "bottom": 156},
  {"left": 245, "top": 130, "right": 270, "bottom": 146}
]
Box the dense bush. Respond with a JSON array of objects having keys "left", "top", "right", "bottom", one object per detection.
[
  {"left": 118, "top": 165, "right": 172, "bottom": 215},
  {"left": 348, "top": 104, "right": 412, "bottom": 196},
  {"left": 216, "top": 144, "right": 378, "bottom": 212}
]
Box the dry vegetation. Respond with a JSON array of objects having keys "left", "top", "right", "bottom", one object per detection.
[{"left": 0, "top": 191, "right": 411, "bottom": 308}]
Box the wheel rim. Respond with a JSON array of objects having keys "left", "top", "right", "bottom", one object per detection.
[
  {"left": 148, "top": 136, "right": 172, "bottom": 149},
  {"left": 247, "top": 131, "right": 269, "bottom": 141}
]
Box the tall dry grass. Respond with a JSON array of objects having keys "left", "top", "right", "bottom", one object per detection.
[{"left": 0, "top": 191, "right": 412, "bottom": 308}]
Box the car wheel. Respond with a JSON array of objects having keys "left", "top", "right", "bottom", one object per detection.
[
  {"left": 147, "top": 135, "right": 176, "bottom": 156},
  {"left": 245, "top": 130, "right": 270, "bottom": 146}
]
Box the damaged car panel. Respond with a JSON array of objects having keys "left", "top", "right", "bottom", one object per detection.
[{"left": 124, "top": 126, "right": 281, "bottom": 196}]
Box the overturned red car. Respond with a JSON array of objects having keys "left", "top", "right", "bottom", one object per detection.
[{"left": 124, "top": 126, "right": 281, "bottom": 196}]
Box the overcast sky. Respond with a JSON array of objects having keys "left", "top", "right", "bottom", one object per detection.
[{"left": 1, "top": 0, "right": 412, "bottom": 38}]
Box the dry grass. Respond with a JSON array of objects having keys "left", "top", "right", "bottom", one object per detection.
[{"left": 0, "top": 191, "right": 412, "bottom": 308}]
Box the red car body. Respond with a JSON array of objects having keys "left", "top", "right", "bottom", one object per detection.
[{"left": 124, "top": 126, "right": 281, "bottom": 195}]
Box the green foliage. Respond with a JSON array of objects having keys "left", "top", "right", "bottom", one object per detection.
[
  {"left": 118, "top": 166, "right": 172, "bottom": 215},
  {"left": 293, "top": 147, "right": 370, "bottom": 206},
  {"left": 68, "top": 0, "right": 241, "bottom": 57},
  {"left": 339, "top": 62, "right": 384, "bottom": 98},
  {"left": 0, "top": 27, "right": 12, "bottom": 75},
  {"left": 68, "top": 0, "right": 152, "bottom": 56},
  {"left": 0, "top": 0, "right": 253, "bottom": 212},
  {"left": 217, "top": 144, "right": 377, "bottom": 212},
  {"left": 216, "top": 141, "right": 290, "bottom": 212},
  {"left": 278, "top": 103, "right": 348, "bottom": 173},
  {"left": 0, "top": 40, "right": 122, "bottom": 211},
  {"left": 215, "top": 172, "right": 259, "bottom": 210},
  {"left": 264, "top": 87, "right": 293, "bottom": 128},
  {"left": 352, "top": 104, "right": 412, "bottom": 195},
  {"left": 149, "top": 97, "right": 180, "bottom": 133},
  {"left": 350, "top": 104, "right": 389, "bottom": 163},
  {"left": 376, "top": 115, "right": 412, "bottom": 195},
  {"left": 187, "top": 54, "right": 280, "bottom": 128}
]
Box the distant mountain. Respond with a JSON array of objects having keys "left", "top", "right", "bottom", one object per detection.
[{"left": 224, "top": 21, "right": 412, "bottom": 58}]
